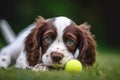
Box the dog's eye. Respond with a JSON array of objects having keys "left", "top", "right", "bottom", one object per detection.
[
  {"left": 66, "top": 39, "right": 74, "bottom": 46},
  {"left": 45, "top": 36, "right": 52, "bottom": 43}
]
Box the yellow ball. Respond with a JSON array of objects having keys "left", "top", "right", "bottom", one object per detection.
[{"left": 65, "top": 59, "right": 82, "bottom": 72}]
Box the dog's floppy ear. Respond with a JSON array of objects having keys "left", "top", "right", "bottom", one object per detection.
[
  {"left": 77, "top": 23, "right": 96, "bottom": 66},
  {"left": 24, "top": 16, "right": 46, "bottom": 66}
]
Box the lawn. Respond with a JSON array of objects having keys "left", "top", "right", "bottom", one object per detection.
[{"left": 0, "top": 47, "right": 120, "bottom": 80}]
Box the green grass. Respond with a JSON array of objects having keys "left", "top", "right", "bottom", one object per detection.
[{"left": 0, "top": 49, "right": 120, "bottom": 80}]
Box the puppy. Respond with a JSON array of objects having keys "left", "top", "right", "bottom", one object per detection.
[{"left": 0, "top": 16, "right": 96, "bottom": 71}]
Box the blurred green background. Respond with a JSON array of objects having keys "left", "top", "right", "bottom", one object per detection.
[
  {"left": 0, "top": 0, "right": 120, "bottom": 49},
  {"left": 0, "top": 0, "right": 120, "bottom": 80}
]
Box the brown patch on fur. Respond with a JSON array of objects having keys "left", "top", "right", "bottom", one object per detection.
[
  {"left": 63, "top": 22, "right": 78, "bottom": 53},
  {"left": 77, "top": 23, "right": 96, "bottom": 66},
  {"left": 24, "top": 17, "right": 57, "bottom": 66},
  {"left": 41, "top": 28, "right": 57, "bottom": 54},
  {"left": 24, "top": 16, "right": 46, "bottom": 66},
  {"left": 64, "top": 22, "right": 96, "bottom": 66}
]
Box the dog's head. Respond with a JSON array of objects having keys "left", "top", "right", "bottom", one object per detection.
[{"left": 24, "top": 16, "right": 96, "bottom": 67}]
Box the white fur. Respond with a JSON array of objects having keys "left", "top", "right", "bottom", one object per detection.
[
  {"left": 74, "top": 49, "right": 79, "bottom": 58},
  {"left": 15, "top": 50, "right": 28, "bottom": 69}
]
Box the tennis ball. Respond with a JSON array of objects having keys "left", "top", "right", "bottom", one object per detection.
[{"left": 65, "top": 59, "right": 82, "bottom": 72}]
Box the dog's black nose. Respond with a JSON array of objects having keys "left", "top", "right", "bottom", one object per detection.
[{"left": 51, "top": 52, "right": 63, "bottom": 63}]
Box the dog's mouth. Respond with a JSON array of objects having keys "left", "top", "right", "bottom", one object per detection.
[
  {"left": 52, "top": 60, "right": 62, "bottom": 64},
  {"left": 48, "top": 66, "right": 64, "bottom": 70},
  {"left": 48, "top": 63, "right": 65, "bottom": 70},
  {"left": 46, "top": 61, "right": 65, "bottom": 69}
]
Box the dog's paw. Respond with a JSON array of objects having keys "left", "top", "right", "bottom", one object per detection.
[
  {"left": 32, "top": 63, "right": 48, "bottom": 71},
  {"left": 0, "top": 55, "right": 11, "bottom": 68},
  {"left": 0, "top": 49, "right": 11, "bottom": 68},
  {"left": 15, "top": 60, "right": 27, "bottom": 69},
  {"left": 15, "top": 53, "right": 28, "bottom": 69}
]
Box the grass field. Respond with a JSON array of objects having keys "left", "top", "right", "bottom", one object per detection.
[{"left": 0, "top": 47, "right": 120, "bottom": 80}]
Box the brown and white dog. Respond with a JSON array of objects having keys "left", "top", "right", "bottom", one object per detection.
[{"left": 0, "top": 16, "right": 96, "bottom": 71}]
